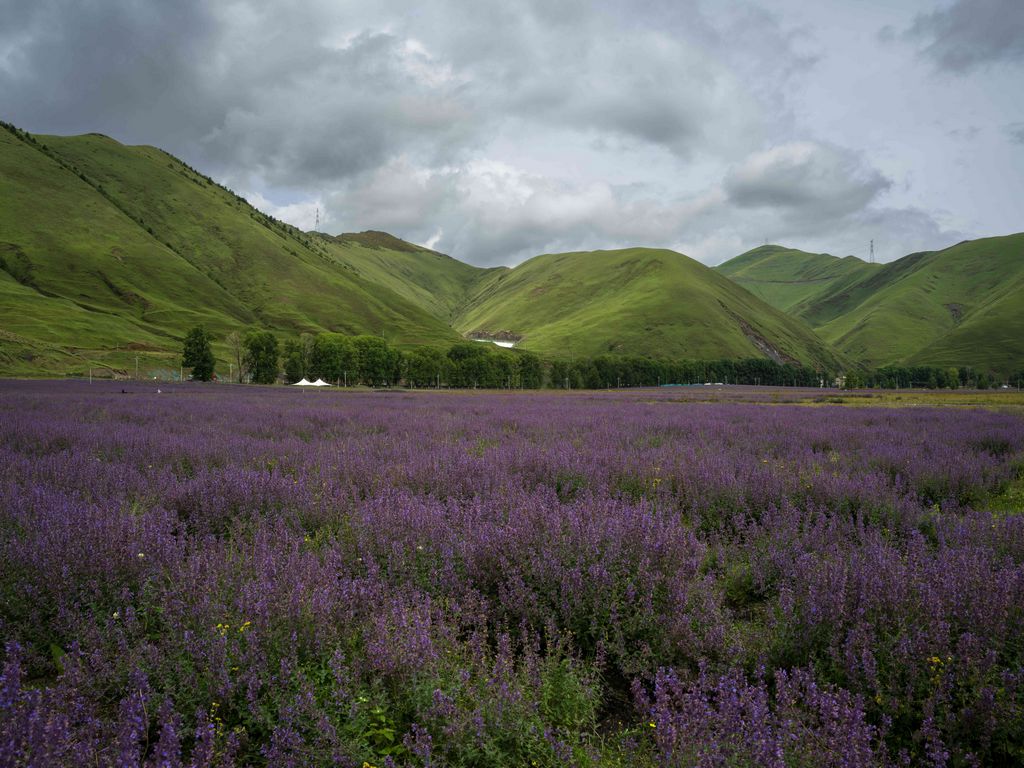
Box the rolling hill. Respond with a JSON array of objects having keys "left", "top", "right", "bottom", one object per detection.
[
  {"left": 452, "top": 247, "right": 846, "bottom": 369},
  {"left": 319, "top": 231, "right": 503, "bottom": 322},
  {"left": 5, "top": 123, "right": 1018, "bottom": 379},
  {"left": 716, "top": 245, "right": 880, "bottom": 314},
  {"left": 807, "top": 234, "right": 1024, "bottom": 371},
  {"left": 717, "top": 235, "right": 1024, "bottom": 373},
  {"left": 0, "top": 124, "right": 847, "bottom": 376},
  {"left": 0, "top": 125, "right": 462, "bottom": 376}
]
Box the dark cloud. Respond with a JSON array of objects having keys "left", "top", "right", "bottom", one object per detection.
[
  {"left": 905, "top": 0, "right": 1024, "bottom": 73},
  {"left": 0, "top": 1, "right": 223, "bottom": 144},
  {"left": 724, "top": 142, "right": 890, "bottom": 219},
  {"left": 199, "top": 30, "right": 478, "bottom": 187},
  {"left": 0, "top": 0, "right": 798, "bottom": 168},
  {"left": 946, "top": 126, "right": 981, "bottom": 142},
  {"left": 0, "top": 1, "right": 480, "bottom": 186},
  {"left": 1008, "top": 123, "right": 1024, "bottom": 144},
  {"left": 0, "top": 0, "right": 1000, "bottom": 266}
]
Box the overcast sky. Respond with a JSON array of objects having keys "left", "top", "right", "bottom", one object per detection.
[{"left": 2, "top": 0, "right": 1022, "bottom": 266}]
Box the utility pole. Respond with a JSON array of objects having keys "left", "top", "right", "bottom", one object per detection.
[
  {"left": 229, "top": 362, "right": 233, "bottom": 382},
  {"left": 135, "top": 356, "right": 139, "bottom": 379}
]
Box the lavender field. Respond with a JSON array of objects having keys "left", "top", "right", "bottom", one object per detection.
[{"left": 3, "top": 381, "right": 1024, "bottom": 767}]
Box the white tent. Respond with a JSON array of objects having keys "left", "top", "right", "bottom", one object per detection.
[
  {"left": 311, "top": 378, "right": 331, "bottom": 387},
  {"left": 293, "top": 378, "right": 313, "bottom": 386}
]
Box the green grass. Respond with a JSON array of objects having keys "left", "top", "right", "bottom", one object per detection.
[
  {"left": 5, "top": 123, "right": 1020, "bottom": 378},
  {"left": 716, "top": 236, "right": 1024, "bottom": 375},
  {"left": 0, "top": 126, "right": 848, "bottom": 376},
  {"left": 320, "top": 232, "right": 504, "bottom": 321},
  {"left": 806, "top": 235, "right": 1024, "bottom": 371},
  {"left": 452, "top": 247, "right": 846, "bottom": 368},
  {"left": 715, "top": 245, "right": 879, "bottom": 314},
  {"left": 0, "top": 128, "right": 462, "bottom": 376}
]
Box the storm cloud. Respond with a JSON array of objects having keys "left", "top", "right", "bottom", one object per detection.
[
  {"left": 1, "top": 0, "right": 1020, "bottom": 265},
  {"left": 725, "top": 143, "right": 890, "bottom": 219},
  {"left": 905, "top": 0, "right": 1024, "bottom": 73}
]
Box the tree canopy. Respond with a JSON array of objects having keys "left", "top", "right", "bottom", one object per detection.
[
  {"left": 181, "top": 326, "right": 215, "bottom": 381},
  {"left": 243, "top": 330, "right": 279, "bottom": 385}
]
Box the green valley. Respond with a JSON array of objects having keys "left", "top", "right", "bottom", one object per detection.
[
  {"left": 0, "top": 125, "right": 461, "bottom": 377},
  {"left": 1, "top": 123, "right": 1021, "bottom": 380}
]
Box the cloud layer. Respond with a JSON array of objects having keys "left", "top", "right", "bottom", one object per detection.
[
  {"left": 1, "top": 0, "right": 1018, "bottom": 265},
  {"left": 905, "top": 0, "right": 1024, "bottom": 73}
]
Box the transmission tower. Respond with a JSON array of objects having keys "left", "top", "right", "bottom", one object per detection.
[
  {"left": 870, "top": 239, "right": 874, "bottom": 264},
  {"left": 315, "top": 207, "right": 320, "bottom": 232}
]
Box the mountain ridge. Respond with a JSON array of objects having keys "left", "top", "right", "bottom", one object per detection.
[
  {"left": 716, "top": 235, "right": 1024, "bottom": 373},
  {"left": 1, "top": 123, "right": 1021, "bottom": 377}
]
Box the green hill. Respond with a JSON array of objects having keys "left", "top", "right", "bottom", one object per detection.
[
  {"left": 716, "top": 235, "right": 1024, "bottom": 374},
  {"left": 6, "top": 123, "right": 1018, "bottom": 379},
  {"left": 716, "top": 245, "right": 880, "bottom": 314},
  {"left": 320, "top": 232, "right": 504, "bottom": 321},
  {"left": 0, "top": 124, "right": 844, "bottom": 377},
  {"left": 0, "top": 126, "right": 461, "bottom": 376},
  {"left": 452, "top": 247, "right": 845, "bottom": 368},
  {"left": 805, "top": 234, "right": 1024, "bottom": 371}
]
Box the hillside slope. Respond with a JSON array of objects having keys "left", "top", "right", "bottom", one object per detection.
[
  {"left": 716, "top": 245, "right": 880, "bottom": 314},
  {"left": 453, "top": 247, "right": 845, "bottom": 368},
  {"left": 805, "top": 234, "right": 1024, "bottom": 370},
  {"left": 7, "top": 124, "right": 1018, "bottom": 378},
  {"left": 0, "top": 126, "right": 461, "bottom": 376},
  {"left": 320, "top": 231, "right": 504, "bottom": 321}
]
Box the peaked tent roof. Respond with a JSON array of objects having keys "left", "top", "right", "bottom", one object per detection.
[
  {"left": 293, "top": 378, "right": 313, "bottom": 386},
  {"left": 311, "top": 378, "right": 331, "bottom": 386}
]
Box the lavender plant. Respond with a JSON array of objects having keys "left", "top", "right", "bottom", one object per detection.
[{"left": 1, "top": 380, "right": 1022, "bottom": 766}]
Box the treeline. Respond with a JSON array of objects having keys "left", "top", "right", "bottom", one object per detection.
[
  {"left": 282, "top": 334, "right": 544, "bottom": 388},
  {"left": 183, "top": 326, "right": 1021, "bottom": 390},
  {"left": 269, "top": 331, "right": 831, "bottom": 388},
  {"left": 281, "top": 335, "right": 833, "bottom": 389},
  {"left": 550, "top": 355, "right": 825, "bottom": 389},
  {"left": 184, "top": 326, "right": 832, "bottom": 388},
  {"left": 849, "top": 365, "right": 1023, "bottom": 390}
]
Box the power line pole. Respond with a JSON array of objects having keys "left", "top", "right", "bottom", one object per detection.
[{"left": 870, "top": 239, "right": 874, "bottom": 264}]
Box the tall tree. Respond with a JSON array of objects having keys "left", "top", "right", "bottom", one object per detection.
[
  {"left": 517, "top": 351, "right": 543, "bottom": 389},
  {"left": 243, "top": 330, "right": 279, "bottom": 384},
  {"left": 282, "top": 339, "right": 305, "bottom": 383},
  {"left": 226, "top": 331, "right": 244, "bottom": 383},
  {"left": 352, "top": 335, "right": 393, "bottom": 386},
  {"left": 181, "top": 326, "right": 215, "bottom": 381},
  {"left": 310, "top": 333, "right": 356, "bottom": 385},
  {"left": 406, "top": 347, "right": 449, "bottom": 388},
  {"left": 281, "top": 334, "right": 317, "bottom": 383}
]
